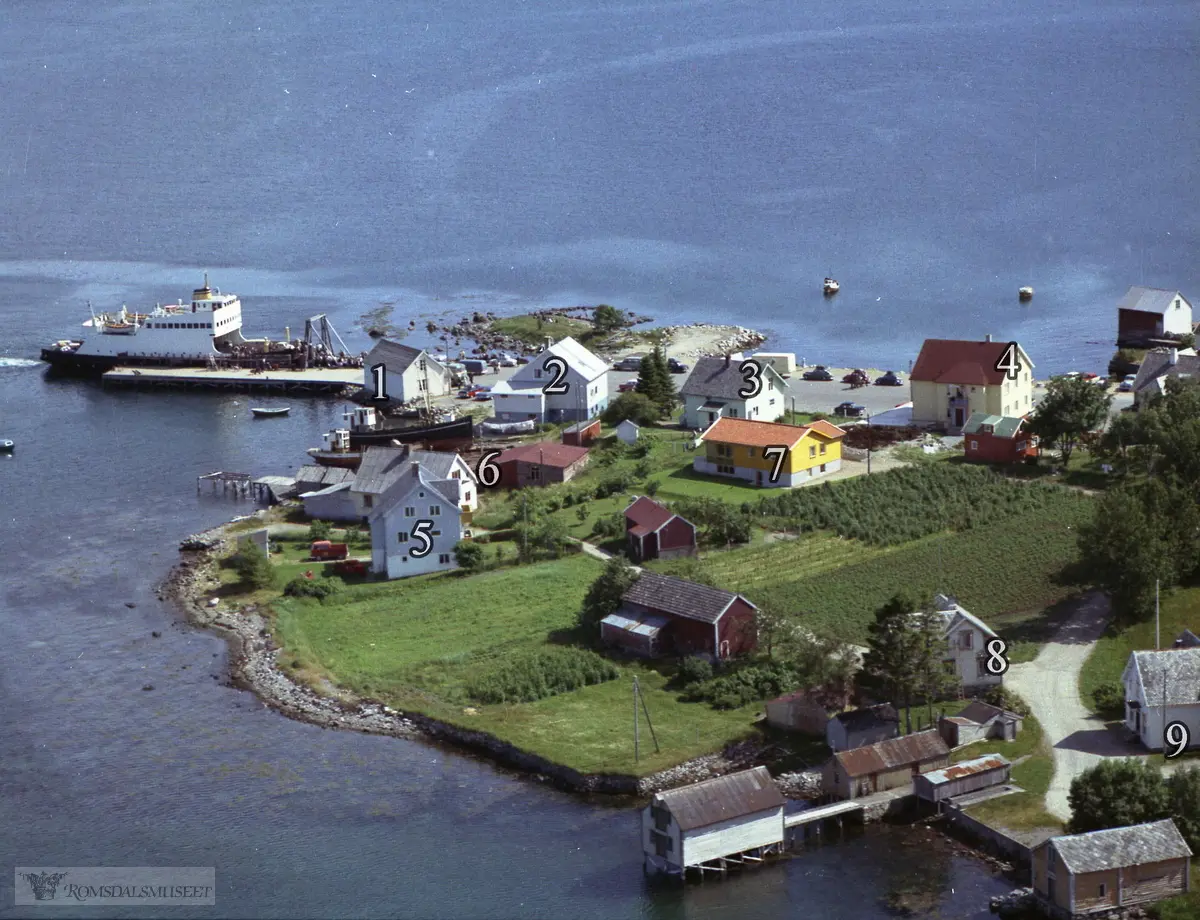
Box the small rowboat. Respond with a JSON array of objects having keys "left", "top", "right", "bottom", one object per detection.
[
  {"left": 0, "top": 439, "right": 14, "bottom": 452},
  {"left": 250, "top": 407, "right": 291, "bottom": 418},
  {"left": 824, "top": 277, "right": 840, "bottom": 295},
  {"left": 1018, "top": 286, "right": 1034, "bottom": 301}
]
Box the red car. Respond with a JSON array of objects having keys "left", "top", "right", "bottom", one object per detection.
[{"left": 618, "top": 381, "right": 639, "bottom": 393}]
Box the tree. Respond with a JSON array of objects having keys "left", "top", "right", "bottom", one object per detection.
[
  {"left": 453, "top": 539, "right": 485, "bottom": 573},
  {"left": 230, "top": 542, "right": 276, "bottom": 589},
  {"left": 593, "top": 304, "right": 626, "bottom": 334},
  {"left": 1108, "top": 348, "right": 1142, "bottom": 378},
  {"left": 307, "top": 520, "right": 332, "bottom": 542},
  {"left": 532, "top": 516, "right": 571, "bottom": 558},
  {"left": 578, "top": 557, "right": 640, "bottom": 632},
  {"left": 602, "top": 392, "right": 661, "bottom": 426},
  {"left": 1028, "top": 376, "right": 1112, "bottom": 468},
  {"left": 859, "top": 593, "right": 925, "bottom": 733},
  {"left": 1167, "top": 765, "right": 1200, "bottom": 853},
  {"left": 636, "top": 347, "right": 675, "bottom": 415},
  {"left": 1067, "top": 759, "right": 1168, "bottom": 834}
]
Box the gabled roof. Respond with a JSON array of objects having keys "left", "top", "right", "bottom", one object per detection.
[
  {"left": 1176, "top": 630, "right": 1200, "bottom": 649},
  {"left": 622, "top": 572, "right": 750, "bottom": 624},
  {"left": 939, "top": 605, "right": 998, "bottom": 641},
  {"left": 698, "top": 416, "right": 845, "bottom": 449},
  {"left": 680, "top": 355, "right": 785, "bottom": 401},
  {"left": 653, "top": 766, "right": 785, "bottom": 831},
  {"left": 299, "top": 482, "right": 353, "bottom": 499},
  {"left": 512, "top": 336, "right": 607, "bottom": 384},
  {"left": 351, "top": 446, "right": 411, "bottom": 495},
  {"left": 833, "top": 730, "right": 949, "bottom": 778},
  {"left": 294, "top": 465, "right": 356, "bottom": 488},
  {"left": 831, "top": 703, "right": 899, "bottom": 732},
  {"left": 910, "top": 339, "right": 1031, "bottom": 387},
  {"left": 1116, "top": 286, "right": 1191, "bottom": 316},
  {"left": 625, "top": 496, "right": 676, "bottom": 532},
  {"left": 365, "top": 339, "right": 425, "bottom": 373},
  {"left": 367, "top": 462, "right": 460, "bottom": 521},
  {"left": 957, "top": 700, "right": 1021, "bottom": 725},
  {"left": 563, "top": 418, "right": 600, "bottom": 434},
  {"left": 408, "top": 449, "right": 470, "bottom": 483},
  {"left": 920, "top": 754, "right": 1010, "bottom": 787},
  {"left": 1132, "top": 348, "right": 1200, "bottom": 395},
  {"left": 1046, "top": 819, "right": 1192, "bottom": 874},
  {"left": 490, "top": 378, "right": 544, "bottom": 397},
  {"left": 962, "top": 412, "right": 1026, "bottom": 438},
  {"left": 1126, "top": 649, "right": 1200, "bottom": 705},
  {"left": 495, "top": 442, "right": 589, "bottom": 469}
]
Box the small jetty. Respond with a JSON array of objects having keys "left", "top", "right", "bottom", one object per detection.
[{"left": 102, "top": 365, "right": 363, "bottom": 395}]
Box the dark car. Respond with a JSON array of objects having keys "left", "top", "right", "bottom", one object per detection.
[
  {"left": 875, "top": 371, "right": 904, "bottom": 386},
  {"left": 667, "top": 358, "right": 689, "bottom": 374},
  {"left": 842, "top": 369, "right": 869, "bottom": 386},
  {"left": 473, "top": 387, "right": 492, "bottom": 401},
  {"left": 803, "top": 366, "right": 834, "bottom": 382},
  {"left": 618, "top": 380, "right": 639, "bottom": 393},
  {"left": 834, "top": 401, "right": 866, "bottom": 417}
]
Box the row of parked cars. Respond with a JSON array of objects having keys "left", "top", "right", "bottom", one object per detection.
[{"left": 800, "top": 366, "right": 905, "bottom": 387}]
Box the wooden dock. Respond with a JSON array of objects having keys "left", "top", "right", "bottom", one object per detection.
[
  {"left": 784, "top": 799, "right": 865, "bottom": 829},
  {"left": 102, "top": 365, "right": 364, "bottom": 395}
]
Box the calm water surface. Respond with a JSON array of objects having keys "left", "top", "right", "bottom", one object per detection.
[{"left": 2, "top": 0, "right": 1197, "bottom": 916}]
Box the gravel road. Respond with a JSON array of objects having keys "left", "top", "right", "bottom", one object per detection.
[{"left": 1005, "top": 592, "right": 1134, "bottom": 821}]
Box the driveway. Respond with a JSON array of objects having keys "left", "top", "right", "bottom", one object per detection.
[{"left": 1005, "top": 592, "right": 1135, "bottom": 821}]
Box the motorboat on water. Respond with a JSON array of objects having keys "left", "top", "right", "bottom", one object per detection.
[
  {"left": 250, "top": 407, "right": 291, "bottom": 418},
  {"left": 0, "top": 439, "right": 13, "bottom": 452},
  {"left": 824, "top": 277, "right": 840, "bottom": 295},
  {"left": 1018, "top": 286, "right": 1034, "bottom": 301}
]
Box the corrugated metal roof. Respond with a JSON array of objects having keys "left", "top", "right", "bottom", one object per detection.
[
  {"left": 654, "top": 766, "right": 785, "bottom": 831},
  {"left": 1048, "top": 819, "right": 1192, "bottom": 874},
  {"left": 834, "top": 730, "right": 950, "bottom": 778},
  {"left": 920, "top": 754, "right": 1010, "bottom": 786},
  {"left": 910, "top": 339, "right": 1030, "bottom": 386},
  {"left": 600, "top": 610, "right": 670, "bottom": 638},
  {"left": 622, "top": 572, "right": 745, "bottom": 624},
  {"left": 1116, "top": 286, "right": 1188, "bottom": 316},
  {"left": 1128, "top": 649, "right": 1200, "bottom": 705},
  {"left": 295, "top": 466, "right": 356, "bottom": 487}
]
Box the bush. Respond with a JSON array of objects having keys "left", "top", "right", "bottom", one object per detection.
[
  {"left": 307, "top": 520, "right": 332, "bottom": 542},
  {"left": 454, "top": 539, "right": 485, "bottom": 573},
  {"left": 981, "top": 685, "right": 1032, "bottom": 718},
  {"left": 465, "top": 647, "right": 619, "bottom": 704},
  {"left": 590, "top": 513, "right": 624, "bottom": 540},
  {"left": 684, "top": 660, "right": 805, "bottom": 709},
  {"left": 283, "top": 575, "right": 344, "bottom": 600},
  {"left": 677, "top": 655, "right": 713, "bottom": 686},
  {"left": 645, "top": 479, "right": 660, "bottom": 497},
  {"left": 1091, "top": 682, "right": 1125, "bottom": 717},
  {"left": 229, "top": 543, "right": 276, "bottom": 589}
]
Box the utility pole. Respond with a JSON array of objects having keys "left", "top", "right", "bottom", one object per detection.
[
  {"left": 867, "top": 414, "right": 872, "bottom": 475},
  {"left": 1156, "top": 579, "right": 1161, "bottom": 650},
  {"left": 634, "top": 678, "right": 640, "bottom": 762}
]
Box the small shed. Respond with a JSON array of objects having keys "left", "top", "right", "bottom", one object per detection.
[
  {"left": 962, "top": 413, "right": 1039, "bottom": 464},
  {"left": 826, "top": 704, "right": 901, "bottom": 752},
  {"left": 616, "top": 419, "right": 641, "bottom": 445},
  {"left": 624, "top": 496, "right": 697, "bottom": 563},
  {"left": 237, "top": 528, "right": 272, "bottom": 555},
  {"left": 765, "top": 689, "right": 846, "bottom": 735},
  {"left": 495, "top": 442, "right": 590, "bottom": 488},
  {"left": 562, "top": 418, "right": 601, "bottom": 447},
  {"left": 938, "top": 700, "right": 1023, "bottom": 748},
  {"left": 599, "top": 611, "right": 671, "bottom": 657},
  {"left": 300, "top": 482, "right": 360, "bottom": 522},
  {"left": 643, "top": 766, "right": 786, "bottom": 877},
  {"left": 914, "top": 753, "right": 1011, "bottom": 803},
  {"left": 823, "top": 730, "right": 951, "bottom": 801}
]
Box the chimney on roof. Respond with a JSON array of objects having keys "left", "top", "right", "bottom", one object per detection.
[
  {"left": 545, "top": 336, "right": 553, "bottom": 349},
  {"left": 1170, "top": 348, "right": 1179, "bottom": 366},
  {"left": 412, "top": 462, "right": 420, "bottom": 478},
  {"left": 725, "top": 353, "right": 732, "bottom": 368},
  {"left": 985, "top": 334, "right": 992, "bottom": 343}
]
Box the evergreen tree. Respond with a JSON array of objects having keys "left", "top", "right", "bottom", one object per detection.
[
  {"left": 859, "top": 593, "right": 924, "bottom": 733},
  {"left": 635, "top": 347, "right": 675, "bottom": 415},
  {"left": 230, "top": 542, "right": 276, "bottom": 589},
  {"left": 453, "top": 539, "right": 485, "bottom": 573}
]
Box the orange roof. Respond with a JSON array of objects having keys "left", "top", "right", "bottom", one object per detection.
[{"left": 699, "top": 416, "right": 846, "bottom": 448}]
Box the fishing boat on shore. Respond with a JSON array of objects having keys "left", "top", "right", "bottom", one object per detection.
[
  {"left": 250, "top": 407, "right": 291, "bottom": 418},
  {"left": 824, "top": 277, "right": 840, "bottom": 295},
  {"left": 306, "top": 407, "right": 475, "bottom": 467},
  {"left": 1018, "top": 286, "right": 1034, "bottom": 301}
]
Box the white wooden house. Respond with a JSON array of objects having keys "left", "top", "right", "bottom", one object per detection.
[
  {"left": 679, "top": 355, "right": 787, "bottom": 430},
  {"left": 351, "top": 446, "right": 477, "bottom": 524},
  {"left": 642, "top": 766, "right": 786, "bottom": 877},
  {"left": 930, "top": 595, "right": 1003, "bottom": 694},
  {"left": 493, "top": 337, "right": 608, "bottom": 423},
  {"left": 1122, "top": 648, "right": 1200, "bottom": 753},
  {"left": 362, "top": 339, "right": 452, "bottom": 404},
  {"left": 367, "top": 461, "right": 466, "bottom": 579}
]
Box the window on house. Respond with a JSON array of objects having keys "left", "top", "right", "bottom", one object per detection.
[
  {"left": 651, "top": 804, "right": 670, "bottom": 831},
  {"left": 746, "top": 448, "right": 755, "bottom": 458},
  {"left": 438, "top": 553, "right": 451, "bottom": 564},
  {"left": 402, "top": 556, "right": 408, "bottom": 563},
  {"left": 430, "top": 505, "right": 441, "bottom": 516},
  {"left": 432, "top": 530, "right": 442, "bottom": 537},
  {"left": 729, "top": 408, "right": 738, "bottom": 417},
  {"left": 534, "top": 368, "right": 541, "bottom": 378},
  {"left": 452, "top": 471, "right": 460, "bottom": 479},
  {"left": 418, "top": 491, "right": 425, "bottom": 498},
  {"left": 404, "top": 506, "right": 415, "bottom": 517},
  {"left": 363, "top": 495, "right": 373, "bottom": 508},
  {"left": 809, "top": 445, "right": 816, "bottom": 458},
  {"left": 529, "top": 466, "right": 541, "bottom": 481},
  {"left": 819, "top": 463, "right": 826, "bottom": 472},
  {"left": 1098, "top": 883, "right": 1106, "bottom": 898},
  {"left": 820, "top": 443, "right": 827, "bottom": 455},
  {"left": 464, "top": 491, "right": 472, "bottom": 502},
  {"left": 976, "top": 656, "right": 990, "bottom": 679},
  {"left": 969, "top": 440, "right": 978, "bottom": 450},
  {"left": 397, "top": 532, "right": 408, "bottom": 544},
  {"left": 961, "top": 632, "right": 973, "bottom": 650},
  {"left": 770, "top": 398, "right": 775, "bottom": 406}
]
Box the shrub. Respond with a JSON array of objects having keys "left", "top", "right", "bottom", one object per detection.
[
  {"left": 981, "top": 685, "right": 1032, "bottom": 718},
  {"left": 590, "top": 513, "right": 624, "bottom": 540},
  {"left": 684, "top": 660, "right": 805, "bottom": 709},
  {"left": 283, "top": 575, "right": 344, "bottom": 600},
  {"left": 454, "top": 539, "right": 485, "bottom": 573},
  {"left": 1091, "top": 682, "right": 1125, "bottom": 717},
  {"left": 677, "top": 655, "right": 713, "bottom": 686},
  {"left": 645, "top": 479, "right": 661, "bottom": 497},
  {"left": 307, "top": 520, "right": 332, "bottom": 542},
  {"left": 229, "top": 543, "right": 276, "bottom": 589},
  {"left": 465, "top": 647, "right": 619, "bottom": 704}
]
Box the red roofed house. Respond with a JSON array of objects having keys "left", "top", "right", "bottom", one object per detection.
[
  {"left": 600, "top": 572, "right": 757, "bottom": 661},
  {"left": 624, "top": 496, "right": 697, "bottom": 562},
  {"left": 494, "top": 442, "right": 590, "bottom": 488},
  {"left": 910, "top": 336, "right": 1035, "bottom": 433}
]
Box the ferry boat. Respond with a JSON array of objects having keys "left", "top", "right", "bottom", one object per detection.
[{"left": 39, "top": 275, "right": 302, "bottom": 374}]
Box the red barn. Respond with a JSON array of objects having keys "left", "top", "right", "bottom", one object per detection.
[
  {"left": 624, "top": 496, "right": 697, "bottom": 562},
  {"left": 561, "top": 418, "right": 601, "bottom": 447},
  {"left": 495, "top": 442, "right": 590, "bottom": 488},
  {"left": 962, "top": 412, "right": 1039, "bottom": 463},
  {"left": 601, "top": 572, "right": 757, "bottom": 661}
]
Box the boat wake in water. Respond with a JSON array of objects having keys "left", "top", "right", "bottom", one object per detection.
[{"left": 0, "top": 357, "right": 41, "bottom": 368}]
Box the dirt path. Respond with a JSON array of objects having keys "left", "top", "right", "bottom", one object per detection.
[{"left": 1004, "top": 592, "right": 1132, "bottom": 821}]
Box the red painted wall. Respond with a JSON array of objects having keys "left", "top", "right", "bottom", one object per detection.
[
  {"left": 672, "top": 617, "right": 717, "bottom": 657},
  {"left": 1119, "top": 309, "right": 1161, "bottom": 337},
  {"left": 964, "top": 430, "right": 1038, "bottom": 464},
  {"left": 718, "top": 598, "right": 758, "bottom": 658},
  {"left": 658, "top": 517, "right": 697, "bottom": 555}
]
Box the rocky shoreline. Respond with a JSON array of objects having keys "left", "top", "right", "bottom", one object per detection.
[{"left": 161, "top": 517, "right": 795, "bottom": 799}]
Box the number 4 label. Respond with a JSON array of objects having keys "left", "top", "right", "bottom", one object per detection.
[{"left": 995, "top": 342, "right": 1022, "bottom": 382}]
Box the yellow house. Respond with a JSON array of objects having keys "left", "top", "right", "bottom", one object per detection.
[
  {"left": 694, "top": 417, "right": 846, "bottom": 488},
  {"left": 910, "top": 337, "right": 1035, "bottom": 432}
]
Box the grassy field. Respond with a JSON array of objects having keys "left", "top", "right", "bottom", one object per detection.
[
  {"left": 1079, "top": 584, "right": 1200, "bottom": 715},
  {"left": 488, "top": 314, "right": 593, "bottom": 347},
  {"left": 262, "top": 551, "right": 766, "bottom": 774}
]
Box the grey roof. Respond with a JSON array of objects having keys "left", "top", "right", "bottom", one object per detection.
[
  {"left": 653, "top": 766, "right": 785, "bottom": 831},
  {"left": 957, "top": 700, "right": 1021, "bottom": 725},
  {"left": 1132, "top": 348, "right": 1200, "bottom": 395},
  {"left": 831, "top": 703, "right": 899, "bottom": 732},
  {"left": 1116, "top": 286, "right": 1189, "bottom": 316},
  {"left": 365, "top": 338, "right": 424, "bottom": 372},
  {"left": 622, "top": 572, "right": 749, "bottom": 624},
  {"left": 1176, "top": 630, "right": 1200, "bottom": 649},
  {"left": 408, "top": 449, "right": 464, "bottom": 482},
  {"left": 962, "top": 412, "right": 1026, "bottom": 438},
  {"left": 294, "top": 465, "right": 355, "bottom": 488},
  {"left": 1048, "top": 819, "right": 1192, "bottom": 874},
  {"left": 680, "top": 356, "right": 783, "bottom": 400},
  {"left": 351, "top": 446, "right": 410, "bottom": 495},
  {"left": 366, "top": 462, "right": 460, "bottom": 521},
  {"left": 600, "top": 611, "right": 671, "bottom": 638},
  {"left": 1127, "top": 649, "right": 1200, "bottom": 705},
  {"left": 300, "top": 482, "right": 353, "bottom": 498}
]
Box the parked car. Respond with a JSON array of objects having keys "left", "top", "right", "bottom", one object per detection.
[
  {"left": 875, "top": 371, "right": 904, "bottom": 386},
  {"left": 473, "top": 387, "right": 493, "bottom": 401},
  {"left": 843, "top": 369, "right": 869, "bottom": 387},
  {"left": 614, "top": 356, "right": 644, "bottom": 372},
  {"left": 1081, "top": 372, "right": 1099, "bottom": 380},
  {"left": 834, "top": 401, "right": 867, "bottom": 417},
  {"left": 803, "top": 366, "right": 834, "bottom": 382},
  {"left": 618, "top": 380, "right": 639, "bottom": 393},
  {"left": 667, "top": 358, "right": 689, "bottom": 374},
  {"left": 1119, "top": 374, "right": 1138, "bottom": 392},
  {"left": 516, "top": 355, "right": 532, "bottom": 364},
  {"left": 498, "top": 354, "right": 518, "bottom": 367}
]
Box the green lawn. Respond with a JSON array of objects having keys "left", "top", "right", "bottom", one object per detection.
[
  {"left": 488, "top": 313, "right": 593, "bottom": 347},
  {"left": 960, "top": 713, "right": 1062, "bottom": 832},
  {"left": 1079, "top": 584, "right": 1200, "bottom": 715}
]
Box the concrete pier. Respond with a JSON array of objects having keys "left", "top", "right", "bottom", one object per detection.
[{"left": 102, "top": 365, "right": 364, "bottom": 395}]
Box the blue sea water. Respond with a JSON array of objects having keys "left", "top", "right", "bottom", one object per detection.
[{"left": 0, "top": 0, "right": 1196, "bottom": 916}]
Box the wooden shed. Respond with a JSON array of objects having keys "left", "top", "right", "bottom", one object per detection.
[
  {"left": 823, "top": 730, "right": 950, "bottom": 801},
  {"left": 494, "top": 442, "right": 590, "bottom": 488},
  {"left": 643, "top": 766, "right": 786, "bottom": 877},
  {"left": 598, "top": 611, "right": 670, "bottom": 657},
  {"left": 561, "top": 418, "right": 601, "bottom": 447},
  {"left": 913, "top": 753, "right": 1011, "bottom": 804},
  {"left": 764, "top": 689, "right": 847, "bottom": 735}
]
